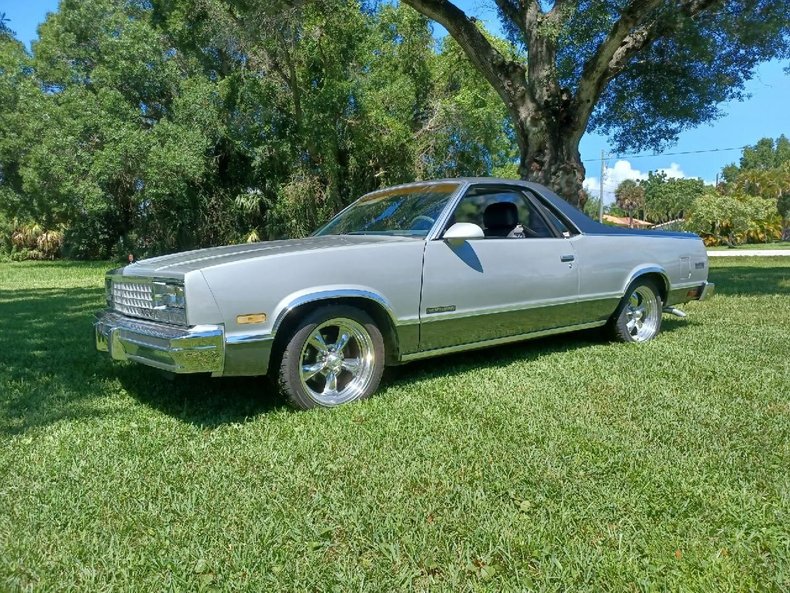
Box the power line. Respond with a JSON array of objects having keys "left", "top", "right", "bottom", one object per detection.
[{"left": 582, "top": 145, "right": 748, "bottom": 163}]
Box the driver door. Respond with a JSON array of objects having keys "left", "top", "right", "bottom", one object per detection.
[{"left": 419, "top": 185, "right": 580, "bottom": 351}]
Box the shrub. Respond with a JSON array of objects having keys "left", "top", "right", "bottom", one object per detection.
[
  {"left": 62, "top": 215, "right": 117, "bottom": 260},
  {"left": 685, "top": 192, "right": 779, "bottom": 246},
  {"left": 37, "top": 229, "right": 65, "bottom": 259},
  {"left": 11, "top": 223, "right": 43, "bottom": 250}
]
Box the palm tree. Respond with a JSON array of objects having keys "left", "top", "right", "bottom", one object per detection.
[
  {"left": 615, "top": 180, "right": 645, "bottom": 228},
  {"left": 0, "top": 13, "right": 12, "bottom": 37}
]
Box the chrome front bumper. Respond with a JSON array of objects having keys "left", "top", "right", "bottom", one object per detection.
[{"left": 95, "top": 311, "right": 225, "bottom": 374}]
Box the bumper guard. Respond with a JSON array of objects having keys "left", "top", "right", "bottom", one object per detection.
[{"left": 95, "top": 311, "right": 224, "bottom": 374}]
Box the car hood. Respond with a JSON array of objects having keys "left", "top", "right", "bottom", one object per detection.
[{"left": 120, "top": 235, "right": 416, "bottom": 278}]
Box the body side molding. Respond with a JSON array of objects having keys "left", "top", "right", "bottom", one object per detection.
[{"left": 401, "top": 320, "right": 607, "bottom": 362}]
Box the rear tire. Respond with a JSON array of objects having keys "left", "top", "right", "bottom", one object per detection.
[
  {"left": 277, "top": 305, "right": 385, "bottom": 410},
  {"left": 608, "top": 280, "right": 663, "bottom": 343}
]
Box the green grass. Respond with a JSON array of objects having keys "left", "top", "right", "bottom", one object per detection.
[
  {"left": 707, "top": 242, "right": 790, "bottom": 250},
  {"left": 1, "top": 258, "right": 788, "bottom": 592}
]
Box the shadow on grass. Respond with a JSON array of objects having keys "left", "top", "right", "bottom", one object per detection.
[
  {"left": 132, "top": 324, "right": 694, "bottom": 423},
  {"left": 0, "top": 287, "right": 108, "bottom": 435},
  {"left": 381, "top": 318, "right": 694, "bottom": 390},
  {"left": 8, "top": 264, "right": 768, "bottom": 434},
  {"left": 116, "top": 371, "right": 288, "bottom": 428},
  {"left": 708, "top": 263, "right": 789, "bottom": 296},
  {"left": 0, "top": 287, "right": 285, "bottom": 435}
]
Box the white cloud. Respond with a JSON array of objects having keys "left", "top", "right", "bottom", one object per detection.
[
  {"left": 584, "top": 160, "right": 694, "bottom": 204},
  {"left": 583, "top": 176, "right": 601, "bottom": 195},
  {"left": 658, "top": 162, "right": 687, "bottom": 179}
]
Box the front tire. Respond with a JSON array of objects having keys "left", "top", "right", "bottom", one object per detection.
[
  {"left": 277, "top": 305, "right": 385, "bottom": 410},
  {"left": 609, "top": 280, "right": 663, "bottom": 343}
]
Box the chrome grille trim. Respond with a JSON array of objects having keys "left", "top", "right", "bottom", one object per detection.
[
  {"left": 107, "top": 276, "right": 186, "bottom": 325},
  {"left": 111, "top": 282, "right": 155, "bottom": 319}
]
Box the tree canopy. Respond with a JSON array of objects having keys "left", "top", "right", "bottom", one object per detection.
[
  {"left": 614, "top": 179, "right": 645, "bottom": 225},
  {"left": 0, "top": 0, "right": 513, "bottom": 259},
  {"left": 1, "top": 1, "right": 788, "bottom": 259},
  {"left": 606, "top": 138, "right": 787, "bottom": 245},
  {"left": 640, "top": 172, "right": 704, "bottom": 224},
  {"left": 649, "top": 137, "right": 790, "bottom": 245},
  {"left": 719, "top": 135, "right": 790, "bottom": 239},
  {"left": 401, "top": 0, "right": 790, "bottom": 204},
  {"left": 0, "top": 13, "right": 12, "bottom": 38}
]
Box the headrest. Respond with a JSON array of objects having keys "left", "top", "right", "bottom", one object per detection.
[{"left": 483, "top": 202, "right": 518, "bottom": 229}]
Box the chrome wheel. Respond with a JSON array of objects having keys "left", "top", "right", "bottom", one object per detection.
[
  {"left": 298, "top": 317, "right": 376, "bottom": 406},
  {"left": 624, "top": 285, "right": 660, "bottom": 342}
]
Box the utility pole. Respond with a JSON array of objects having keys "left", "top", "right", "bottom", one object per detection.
[{"left": 598, "top": 149, "right": 606, "bottom": 222}]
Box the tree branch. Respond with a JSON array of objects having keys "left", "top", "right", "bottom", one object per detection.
[
  {"left": 547, "top": 0, "right": 566, "bottom": 15},
  {"left": 572, "top": 0, "right": 662, "bottom": 136},
  {"left": 572, "top": 0, "right": 721, "bottom": 142},
  {"left": 400, "top": 0, "right": 529, "bottom": 112},
  {"left": 493, "top": 0, "right": 526, "bottom": 39},
  {"left": 605, "top": 0, "right": 721, "bottom": 79},
  {"left": 680, "top": 0, "right": 722, "bottom": 15}
]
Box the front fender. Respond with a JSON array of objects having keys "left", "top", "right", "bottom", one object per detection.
[{"left": 271, "top": 285, "right": 399, "bottom": 334}]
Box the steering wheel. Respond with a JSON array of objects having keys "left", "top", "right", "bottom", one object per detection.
[
  {"left": 409, "top": 215, "right": 435, "bottom": 231},
  {"left": 508, "top": 224, "right": 539, "bottom": 239}
]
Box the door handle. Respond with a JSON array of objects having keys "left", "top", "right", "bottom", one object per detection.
[{"left": 560, "top": 254, "right": 575, "bottom": 262}]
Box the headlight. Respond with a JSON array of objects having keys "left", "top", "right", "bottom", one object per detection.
[
  {"left": 152, "top": 282, "right": 185, "bottom": 310},
  {"left": 152, "top": 281, "right": 186, "bottom": 324}
]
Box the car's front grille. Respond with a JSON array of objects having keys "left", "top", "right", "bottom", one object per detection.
[{"left": 110, "top": 281, "right": 158, "bottom": 321}]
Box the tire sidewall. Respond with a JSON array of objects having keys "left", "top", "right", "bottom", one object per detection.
[
  {"left": 611, "top": 279, "right": 663, "bottom": 343},
  {"left": 278, "top": 305, "right": 386, "bottom": 410}
]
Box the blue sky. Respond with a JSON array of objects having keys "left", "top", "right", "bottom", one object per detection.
[{"left": 4, "top": 0, "right": 788, "bottom": 201}]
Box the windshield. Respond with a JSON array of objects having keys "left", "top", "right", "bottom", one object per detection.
[{"left": 314, "top": 183, "right": 459, "bottom": 238}]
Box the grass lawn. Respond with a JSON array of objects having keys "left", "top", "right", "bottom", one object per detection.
[
  {"left": 1, "top": 258, "right": 788, "bottom": 592},
  {"left": 707, "top": 242, "right": 790, "bottom": 250}
]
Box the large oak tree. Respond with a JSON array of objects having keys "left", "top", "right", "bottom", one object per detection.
[{"left": 400, "top": 0, "right": 790, "bottom": 206}]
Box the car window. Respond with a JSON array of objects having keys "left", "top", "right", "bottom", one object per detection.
[
  {"left": 314, "top": 183, "right": 458, "bottom": 238},
  {"left": 450, "top": 188, "right": 556, "bottom": 239},
  {"left": 523, "top": 191, "right": 579, "bottom": 237},
  {"left": 542, "top": 207, "right": 573, "bottom": 237}
]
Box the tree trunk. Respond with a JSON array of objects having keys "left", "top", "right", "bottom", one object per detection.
[
  {"left": 516, "top": 113, "right": 586, "bottom": 207},
  {"left": 497, "top": 83, "right": 587, "bottom": 207},
  {"left": 399, "top": 0, "right": 698, "bottom": 210},
  {"left": 517, "top": 8, "right": 587, "bottom": 208}
]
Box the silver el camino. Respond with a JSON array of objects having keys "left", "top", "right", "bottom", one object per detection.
[{"left": 95, "top": 179, "right": 714, "bottom": 409}]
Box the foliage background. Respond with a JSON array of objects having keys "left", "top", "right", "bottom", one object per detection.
[
  {"left": 604, "top": 137, "right": 790, "bottom": 245},
  {"left": 1, "top": 1, "right": 788, "bottom": 258},
  {"left": 0, "top": 0, "right": 515, "bottom": 260}
]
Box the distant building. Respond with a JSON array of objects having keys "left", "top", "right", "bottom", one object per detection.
[{"left": 603, "top": 214, "right": 652, "bottom": 229}]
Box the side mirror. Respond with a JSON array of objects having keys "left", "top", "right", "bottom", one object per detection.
[{"left": 443, "top": 222, "right": 484, "bottom": 242}]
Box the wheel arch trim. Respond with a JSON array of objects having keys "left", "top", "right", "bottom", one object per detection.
[
  {"left": 623, "top": 265, "right": 670, "bottom": 300},
  {"left": 271, "top": 287, "right": 405, "bottom": 335}
]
